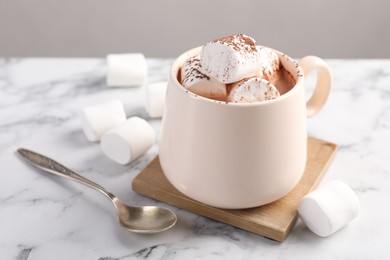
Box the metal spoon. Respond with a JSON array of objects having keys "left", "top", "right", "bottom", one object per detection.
[{"left": 17, "top": 148, "right": 177, "bottom": 233}]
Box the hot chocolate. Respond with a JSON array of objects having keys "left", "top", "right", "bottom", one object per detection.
[
  {"left": 161, "top": 34, "right": 332, "bottom": 209},
  {"left": 179, "top": 34, "right": 295, "bottom": 103}
]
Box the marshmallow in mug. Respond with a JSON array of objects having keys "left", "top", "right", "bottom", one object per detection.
[
  {"left": 106, "top": 53, "right": 147, "bottom": 87},
  {"left": 80, "top": 100, "right": 127, "bottom": 142},
  {"left": 101, "top": 117, "right": 156, "bottom": 165},
  {"left": 298, "top": 180, "right": 360, "bottom": 237},
  {"left": 228, "top": 78, "right": 280, "bottom": 103},
  {"left": 181, "top": 55, "right": 227, "bottom": 100},
  {"left": 257, "top": 46, "right": 281, "bottom": 82},
  {"left": 199, "top": 34, "right": 280, "bottom": 84}
]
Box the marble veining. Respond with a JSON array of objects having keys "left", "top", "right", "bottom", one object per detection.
[{"left": 1, "top": 58, "right": 389, "bottom": 259}]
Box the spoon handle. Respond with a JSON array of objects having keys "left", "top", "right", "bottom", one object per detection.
[{"left": 17, "top": 148, "right": 116, "bottom": 200}]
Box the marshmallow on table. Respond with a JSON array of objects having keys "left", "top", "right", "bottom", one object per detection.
[
  {"left": 101, "top": 117, "right": 156, "bottom": 165},
  {"left": 298, "top": 180, "right": 360, "bottom": 237},
  {"left": 227, "top": 78, "right": 280, "bottom": 103},
  {"left": 200, "top": 34, "right": 263, "bottom": 84},
  {"left": 181, "top": 55, "right": 227, "bottom": 100},
  {"left": 80, "top": 100, "right": 126, "bottom": 142},
  {"left": 145, "top": 81, "right": 167, "bottom": 118},
  {"left": 107, "top": 53, "right": 147, "bottom": 87}
]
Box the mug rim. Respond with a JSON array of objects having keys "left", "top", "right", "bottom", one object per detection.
[{"left": 170, "top": 46, "right": 305, "bottom": 107}]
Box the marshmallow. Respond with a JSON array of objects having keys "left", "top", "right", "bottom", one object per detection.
[
  {"left": 227, "top": 78, "right": 280, "bottom": 103},
  {"left": 100, "top": 117, "right": 156, "bottom": 165},
  {"left": 107, "top": 53, "right": 147, "bottom": 87},
  {"left": 257, "top": 46, "right": 280, "bottom": 82},
  {"left": 181, "top": 55, "right": 227, "bottom": 100},
  {"left": 80, "top": 100, "right": 127, "bottom": 142},
  {"left": 298, "top": 180, "right": 360, "bottom": 237},
  {"left": 145, "top": 81, "right": 167, "bottom": 118},
  {"left": 199, "top": 34, "right": 262, "bottom": 84}
]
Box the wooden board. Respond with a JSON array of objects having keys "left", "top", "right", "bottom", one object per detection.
[{"left": 132, "top": 137, "right": 337, "bottom": 242}]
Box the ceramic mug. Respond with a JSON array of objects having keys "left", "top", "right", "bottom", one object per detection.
[{"left": 159, "top": 47, "right": 332, "bottom": 209}]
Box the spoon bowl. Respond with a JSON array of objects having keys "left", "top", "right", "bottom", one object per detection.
[
  {"left": 17, "top": 148, "right": 177, "bottom": 233},
  {"left": 114, "top": 199, "right": 177, "bottom": 233}
]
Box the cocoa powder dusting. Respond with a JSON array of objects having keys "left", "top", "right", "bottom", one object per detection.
[
  {"left": 182, "top": 56, "right": 210, "bottom": 85},
  {"left": 213, "top": 34, "right": 258, "bottom": 55}
]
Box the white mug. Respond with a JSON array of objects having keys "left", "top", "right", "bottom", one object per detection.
[{"left": 159, "top": 47, "right": 332, "bottom": 209}]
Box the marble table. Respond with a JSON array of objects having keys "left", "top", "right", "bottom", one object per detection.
[{"left": 0, "top": 58, "right": 389, "bottom": 259}]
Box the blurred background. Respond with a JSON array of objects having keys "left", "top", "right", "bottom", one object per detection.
[{"left": 1, "top": 0, "right": 389, "bottom": 58}]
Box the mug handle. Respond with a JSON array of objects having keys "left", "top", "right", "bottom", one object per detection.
[{"left": 298, "top": 56, "right": 332, "bottom": 118}]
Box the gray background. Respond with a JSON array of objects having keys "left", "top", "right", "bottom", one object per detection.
[{"left": 0, "top": 0, "right": 389, "bottom": 58}]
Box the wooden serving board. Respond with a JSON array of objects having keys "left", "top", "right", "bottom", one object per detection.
[{"left": 132, "top": 137, "right": 337, "bottom": 242}]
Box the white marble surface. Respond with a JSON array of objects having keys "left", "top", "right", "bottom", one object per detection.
[{"left": 0, "top": 57, "right": 389, "bottom": 259}]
